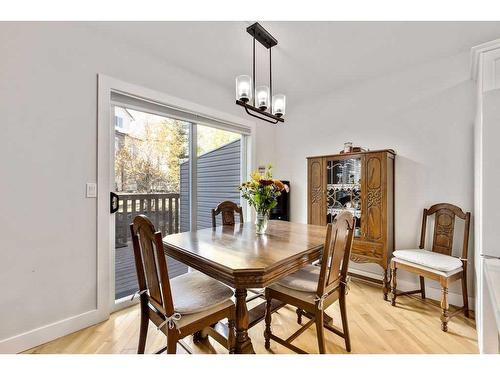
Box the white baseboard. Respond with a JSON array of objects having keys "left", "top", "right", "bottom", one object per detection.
[
  {"left": 0, "top": 309, "right": 107, "bottom": 354},
  {"left": 349, "top": 267, "right": 475, "bottom": 309}
]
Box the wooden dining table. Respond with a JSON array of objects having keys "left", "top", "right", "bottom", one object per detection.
[{"left": 162, "top": 220, "right": 327, "bottom": 354}]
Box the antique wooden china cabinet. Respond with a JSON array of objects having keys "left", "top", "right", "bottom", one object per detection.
[{"left": 307, "top": 149, "right": 395, "bottom": 299}]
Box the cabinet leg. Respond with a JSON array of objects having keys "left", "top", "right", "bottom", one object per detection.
[
  {"left": 383, "top": 268, "right": 389, "bottom": 301},
  {"left": 390, "top": 265, "right": 397, "bottom": 306}
]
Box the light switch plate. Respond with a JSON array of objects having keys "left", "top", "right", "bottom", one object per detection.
[{"left": 86, "top": 183, "right": 97, "bottom": 198}]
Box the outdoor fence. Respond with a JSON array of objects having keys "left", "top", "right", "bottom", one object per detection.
[{"left": 115, "top": 192, "right": 180, "bottom": 247}]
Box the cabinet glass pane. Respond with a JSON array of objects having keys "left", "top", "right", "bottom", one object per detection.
[{"left": 326, "top": 158, "right": 362, "bottom": 237}]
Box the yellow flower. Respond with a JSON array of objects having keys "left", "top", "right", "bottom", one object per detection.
[{"left": 251, "top": 170, "right": 261, "bottom": 182}]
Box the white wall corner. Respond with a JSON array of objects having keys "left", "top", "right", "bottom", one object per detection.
[{"left": 471, "top": 38, "right": 500, "bottom": 81}]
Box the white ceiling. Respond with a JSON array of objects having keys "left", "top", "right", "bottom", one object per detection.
[{"left": 85, "top": 21, "right": 500, "bottom": 99}]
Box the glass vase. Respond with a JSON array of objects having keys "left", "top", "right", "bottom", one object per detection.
[{"left": 255, "top": 210, "right": 269, "bottom": 235}]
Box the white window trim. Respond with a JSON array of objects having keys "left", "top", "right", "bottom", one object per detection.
[{"left": 97, "top": 74, "right": 256, "bottom": 315}]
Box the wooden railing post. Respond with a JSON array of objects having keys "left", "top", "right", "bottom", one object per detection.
[
  {"left": 168, "top": 197, "right": 173, "bottom": 234},
  {"left": 175, "top": 196, "right": 180, "bottom": 233}
]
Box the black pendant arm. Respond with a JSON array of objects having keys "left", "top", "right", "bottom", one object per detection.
[
  {"left": 236, "top": 100, "right": 283, "bottom": 124},
  {"left": 244, "top": 106, "right": 279, "bottom": 124}
]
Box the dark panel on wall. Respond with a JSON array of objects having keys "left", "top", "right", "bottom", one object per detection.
[{"left": 270, "top": 180, "right": 290, "bottom": 221}]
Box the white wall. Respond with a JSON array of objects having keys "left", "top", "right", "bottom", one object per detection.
[
  {"left": 0, "top": 22, "right": 275, "bottom": 351},
  {"left": 274, "top": 51, "right": 475, "bottom": 303}
]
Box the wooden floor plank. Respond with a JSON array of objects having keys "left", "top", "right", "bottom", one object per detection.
[{"left": 23, "top": 280, "right": 477, "bottom": 354}]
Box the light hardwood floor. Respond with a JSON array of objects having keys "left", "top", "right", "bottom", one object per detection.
[{"left": 24, "top": 280, "right": 478, "bottom": 354}]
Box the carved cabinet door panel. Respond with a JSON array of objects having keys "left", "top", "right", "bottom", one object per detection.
[
  {"left": 307, "top": 157, "right": 326, "bottom": 225},
  {"left": 364, "top": 153, "right": 385, "bottom": 243}
]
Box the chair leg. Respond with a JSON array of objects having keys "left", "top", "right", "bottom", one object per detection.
[
  {"left": 419, "top": 276, "right": 426, "bottom": 299},
  {"left": 440, "top": 284, "right": 449, "bottom": 332},
  {"left": 167, "top": 331, "right": 177, "bottom": 354},
  {"left": 390, "top": 265, "right": 397, "bottom": 306},
  {"left": 339, "top": 291, "right": 351, "bottom": 352},
  {"left": 296, "top": 308, "right": 303, "bottom": 324},
  {"left": 137, "top": 304, "right": 149, "bottom": 354},
  {"left": 228, "top": 318, "right": 236, "bottom": 354},
  {"left": 461, "top": 272, "right": 470, "bottom": 318},
  {"left": 264, "top": 297, "right": 272, "bottom": 350},
  {"left": 315, "top": 310, "right": 326, "bottom": 354}
]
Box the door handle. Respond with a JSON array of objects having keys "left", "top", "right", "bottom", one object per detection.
[{"left": 110, "top": 192, "right": 119, "bottom": 214}]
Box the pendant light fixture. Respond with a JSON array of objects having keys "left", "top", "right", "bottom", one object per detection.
[{"left": 235, "top": 22, "right": 285, "bottom": 124}]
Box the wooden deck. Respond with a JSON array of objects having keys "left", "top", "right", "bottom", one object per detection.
[{"left": 115, "top": 243, "right": 188, "bottom": 300}]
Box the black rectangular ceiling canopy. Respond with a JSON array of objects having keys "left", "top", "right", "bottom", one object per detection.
[{"left": 246, "top": 22, "right": 278, "bottom": 49}]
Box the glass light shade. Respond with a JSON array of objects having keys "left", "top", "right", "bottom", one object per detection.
[
  {"left": 235, "top": 75, "right": 252, "bottom": 103},
  {"left": 272, "top": 94, "right": 286, "bottom": 117},
  {"left": 255, "top": 86, "right": 270, "bottom": 111}
]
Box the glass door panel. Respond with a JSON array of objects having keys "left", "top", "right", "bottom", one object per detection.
[
  {"left": 113, "top": 105, "right": 190, "bottom": 301},
  {"left": 196, "top": 125, "right": 242, "bottom": 229},
  {"left": 326, "top": 157, "right": 362, "bottom": 237}
]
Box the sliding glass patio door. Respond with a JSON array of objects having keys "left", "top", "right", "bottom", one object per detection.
[{"left": 109, "top": 96, "right": 249, "bottom": 306}]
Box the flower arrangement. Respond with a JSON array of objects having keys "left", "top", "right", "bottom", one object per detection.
[{"left": 239, "top": 164, "right": 289, "bottom": 234}]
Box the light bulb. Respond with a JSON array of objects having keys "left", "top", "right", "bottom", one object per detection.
[
  {"left": 272, "top": 94, "right": 286, "bottom": 117},
  {"left": 235, "top": 75, "right": 252, "bottom": 103},
  {"left": 255, "top": 86, "right": 270, "bottom": 111}
]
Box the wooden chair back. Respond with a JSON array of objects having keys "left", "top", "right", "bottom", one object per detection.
[
  {"left": 211, "top": 201, "right": 244, "bottom": 228},
  {"left": 130, "top": 215, "right": 174, "bottom": 317},
  {"left": 317, "top": 211, "right": 355, "bottom": 297},
  {"left": 419, "top": 203, "right": 471, "bottom": 259}
]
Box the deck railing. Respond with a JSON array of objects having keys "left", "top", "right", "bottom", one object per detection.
[{"left": 115, "top": 192, "right": 180, "bottom": 247}]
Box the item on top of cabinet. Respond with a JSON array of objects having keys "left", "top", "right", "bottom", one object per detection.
[
  {"left": 343, "top": 142, "right": 353, "bottom": 153},
  {"left": 339, "top": 145, "right": 369, "bottom": 154}
]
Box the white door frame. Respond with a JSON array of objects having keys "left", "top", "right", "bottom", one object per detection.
[{"left": 97, "top": 74, "right": 255, "bottom": 316}]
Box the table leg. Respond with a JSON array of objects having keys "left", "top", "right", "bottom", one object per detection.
[{"left": 235, "top": 288, "right": 255, "bottom": 354}]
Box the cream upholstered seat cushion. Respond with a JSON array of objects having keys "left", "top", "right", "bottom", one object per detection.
[
  {"left": 170, "top": 271, "right": 234, "bottom": 314},
  {"left": 392, "top": 258, "right": 462, "bottom": 278},
  {"left": 276, "top": 264, "right": 320, "bottom": 292},
  {"left": 175, "top": 299, "right": 234, "bottom": 329},
  {"left": 393, "top": 249, "right": 463, "bottom": 274},
  {"left": 267, "top": 283, "right": 317, "bottom": 305}
]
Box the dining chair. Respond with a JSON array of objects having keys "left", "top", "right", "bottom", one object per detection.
[
  {"left": 390, "top": 203, "right": 471, "bottom": 332},
  {"left": 130, "top": 215, "right": 236, "bottom": 354},
  {"left": 264, "top": 211, "right": 355, "bottom": 354},
  {"left": 211, "top": 201, "right": 244, "bottom": 227}
]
